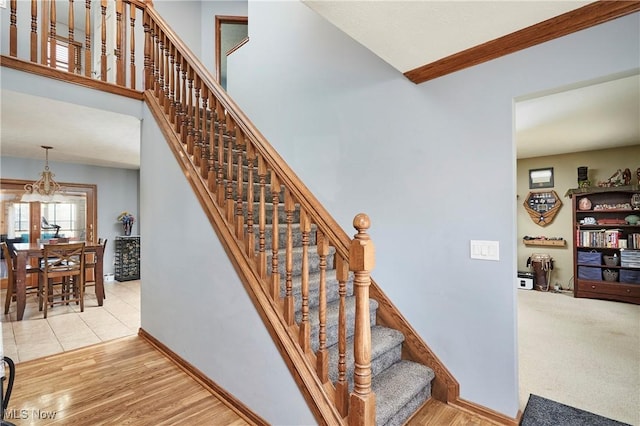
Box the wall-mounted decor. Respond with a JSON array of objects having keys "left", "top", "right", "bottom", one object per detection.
[
  {"left": 523, "top": 190, "right": 562, "bottom": 226},
  {"left": 529, "top": 167, "right": 554, "bottom": 189}
]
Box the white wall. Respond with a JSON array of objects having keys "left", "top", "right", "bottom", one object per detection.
[
  {"left": 139, "top": 105, "right": 315, "bottom": 425},
  {"left": 226, "top": 1, "right": 640, "bottom": 416}
]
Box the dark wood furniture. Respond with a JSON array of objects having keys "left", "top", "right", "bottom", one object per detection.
[
  {"left": 39, "top": 242, "right": 86, "bottom": 319},
  {"left": 115, "top": 236, "right": 140, "bottom": 281},
  {"left": 12, "top": 242, "right": 105, "bottom": 321},
  {"left": 1, "top": 242, "right": 40, "bottom": 315},
  {"left": 85, "top": 238, "right": 108, "bottom": 298},
  {"left": 571, "top": 186, "right": 640, "bottom": 304}
]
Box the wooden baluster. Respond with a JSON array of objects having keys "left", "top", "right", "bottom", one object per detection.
[
  {"left": 143, "top": 10, "right": 152, "bottom": 90},
  {"left": 153, "top": 24, "right": 160, "bottom": 97},
  {"left": 10, "top": 0, "right": 17, "bottom": 57},
  {"left": 335, "top": 255, "right": 350, "bottom": 416},
  {"left": 68, "top": 0, "right": 74, "bottom": 72},
  {"left": 115, "top": 0, "right": 124, "bottom": 85},
  {"left": 270, "top": 172, "right": 281, "bottom": 302},
  {"left": 179, "top": 58, "right": 188, "bottom": 140},
  {"left": 100, "top": 0, "right": 107, "bottom": 81},
  {"left": 157, "top": 33, "right": 165, "bottom": 106},
  {"left": 170, "top": 47, "right": 180, "bottom": 126},
  {"left": 244, "top": 142, "right": 256, "bottom": 258},
  {"left": 283, "top": 189, "right": 295, "bottom": 325},
  {"left": 129, "top": 3, "right": 136, "bottom": 89},
  {"left": 49, "top": 0, "right": 57, "bottom": 68},
  {"left": 348, "top": 213, "right": 376, "bottom": 426},
  {"left": 163, "top": 34, "right": 171, "bottom": 111},
  {"left": 84, "top": 0, "right": 92, "bottom": 78},
  {"left": 186, "top": 68, "right": 194, "bottom": 155},
  {"left": 193, "top": 76, "right": 202, "bottom": 167},
  {"left": 207, "top": 93, "right": 217, "bottom": 193},
  {"left": 225, "top": 119, "right": 235, "bottom": 221},
  {"left": 216, "top": 103, "right": 225, "bottom": 205},
  {"left": 298, "top": 208, "right": 311, "bottom": 353},
  {"left": 200, "top": 85, "right": 209, "bottom": 179},
  {"left": 235, "top": 131, "right": 245, "bottom": 239},
  {"left": 169, "top": 45, "right": 177, "bottom": 123},
  {"left": 257, "top": 155, "right": 267, "bottom": 279},
  {"left": 316, "top": 230, "right": 329, "bottom": 382},
  {"left": 30, "top": 0, "right": 38, "bottom": 62}
]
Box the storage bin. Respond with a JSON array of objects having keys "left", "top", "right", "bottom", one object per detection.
[
  {"left": 602, "top": 269, "right": 618, "bottom": 282},
  {"left": 619, "top": 270, "right": 640, "bottom": 284},
  {"left": 578, "top": 266, "right": 602, "bottom": 280},
  {"left": 577, "top": 250, "right": 601, "bottom": 265},
  {"left": 603, "top": 255, "right": 620, "bottom": 266}
]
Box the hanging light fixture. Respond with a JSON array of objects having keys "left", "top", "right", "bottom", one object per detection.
[{"left": 21, "top": 146, "right": 67, "bottom": 203}]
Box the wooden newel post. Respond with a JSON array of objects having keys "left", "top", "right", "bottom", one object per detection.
[{"left": 348, "top": 213, "right": 376, "bottom": 426}]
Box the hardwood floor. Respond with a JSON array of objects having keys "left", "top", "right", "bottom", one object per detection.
[
  {"left": 5, "top": 336, "right": 253, "bottom": 425},
  {"left": 4, "top": 334, "right": 502, "bottom": 426}
]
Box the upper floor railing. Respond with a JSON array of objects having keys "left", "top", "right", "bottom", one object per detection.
[{"left": 2, "top": 0, "right": 146, "bottom": 90}]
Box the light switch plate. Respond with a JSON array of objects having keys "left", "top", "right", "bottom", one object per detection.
[{"left": 470, "top": 240, "right": 500, "bottom": 261}]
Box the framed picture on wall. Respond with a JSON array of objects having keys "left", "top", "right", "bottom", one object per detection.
[{"left": 529, "top": 167, "right": 554, "bottom": 189}]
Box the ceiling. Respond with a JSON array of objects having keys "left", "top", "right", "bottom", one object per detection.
[{"left": 1, "top": 1, "right": 638, "bottom": 169}]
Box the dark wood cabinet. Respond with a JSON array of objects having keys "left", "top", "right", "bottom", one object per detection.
[
  {"left": 114, "top": 236, "right": 140, "bottom": 282},
  {"left": 571, "top": 186, "right": 640, "bottom": 304}
]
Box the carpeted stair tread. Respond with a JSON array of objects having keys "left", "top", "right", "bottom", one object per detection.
[
  {"left": 373, "top": 360, "right": 435, "bottom": 426},
  {"left": 282, "top": 269, "right": 354, "bottom": 312},
  {"left": 298, "top": 297, "right": 379, "bottom": 352},
  {"left": 267, "top": 245, "right": 336, "bottom": 276},
  {"left": 327, "top": 325, "right": 405, "bottom": 389}
]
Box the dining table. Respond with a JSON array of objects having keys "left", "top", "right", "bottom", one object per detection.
[{"left": 12, "top": 241, "right": 105, "bottom": 321}]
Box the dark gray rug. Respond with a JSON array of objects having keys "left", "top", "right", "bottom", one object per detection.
[{"left": 520, "top": 394, "right": 630, "bottom": 426}]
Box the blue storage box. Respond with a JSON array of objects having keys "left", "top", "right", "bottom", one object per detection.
[
  {"left": 577, "top": 251, "right": 602, "bottom": 265},
  {"left": 578, "top": 266, "right": 602, "bottom": 280},
  {"left": 619, "top": 270, "right": 640, "bottom": 284}
]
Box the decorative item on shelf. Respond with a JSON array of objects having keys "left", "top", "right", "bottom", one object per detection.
[
  {"left": 522, "top": 236, "right": 565, "bottom": 247},
  {"left": 523, "top": 190, "right": 562, "bottom": 227},
  {"left": 625, "top": 214, "right": 640, "bottom": 225},
  {"left": 20, "top": 146, "right": 68, "bottom": 203},
  {"left": 579, "top": 217, "right": 596, "bottom": 225},
  {"left": 622, "top": 168, "right": 632, "bottom": 185},
  {"left": 577, "top": 166, "right": 590, "bottom": 188},
  {"left": 578, "top": 197, "right": 592, "bottom": 211},
  {"left": 117, "top": 211, "right": 135, "bottom": 236},
  {"left": 597, "top": 169, "right": 624, "bottom": 187},
  {"left": 632, "top": 193, "right": 640, "bottom": 210}
]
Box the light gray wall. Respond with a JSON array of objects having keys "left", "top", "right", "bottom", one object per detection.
[
  {"left": 139, "top": 105, "right": 314, "bottom": 425},
  {"left": 0, "top": 157, "right": 139, "bottom": 275},
  {"left": 151, "top": 1, "right": 247, "bottom": 82},
  {"left": 226, "top": 1, "right": 640, "bottom": 417}
]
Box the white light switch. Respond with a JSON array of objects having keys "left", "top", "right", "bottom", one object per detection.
[{"left": 470, "top": 240, "right": 500, "bottom": 261}]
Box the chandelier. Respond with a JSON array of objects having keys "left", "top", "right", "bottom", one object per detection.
[{"left": 21, "top": 146, "right": 67, "bottom": 203}]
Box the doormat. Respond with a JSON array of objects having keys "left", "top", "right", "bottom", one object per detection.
[{"left": 520, "top": 394, "right": 630, "bottom": 426}]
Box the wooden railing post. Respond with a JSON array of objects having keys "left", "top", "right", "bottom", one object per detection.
[{"left": 348, "top": 213, "right": 375, "bottom": 426}]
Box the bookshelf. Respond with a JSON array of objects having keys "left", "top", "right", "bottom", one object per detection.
[{"left": 571, "top": 186, "right": 640, "bottom": 304}]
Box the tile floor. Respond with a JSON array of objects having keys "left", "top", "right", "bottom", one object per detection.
[{"left": 1, "top": 279, "right": 140, "bottom": 363}]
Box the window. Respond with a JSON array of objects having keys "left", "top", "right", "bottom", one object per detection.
[{"left": 49, "top": 37, "right": 82, "bottom": 73}]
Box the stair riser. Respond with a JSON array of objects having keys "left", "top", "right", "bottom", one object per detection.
[{"left": 330, "top": 344, "right": 402, "bottom": 394}]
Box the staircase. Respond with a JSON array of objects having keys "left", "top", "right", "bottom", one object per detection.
[{"left": 140, "top": 4, "right": 448, "bottom": 422}]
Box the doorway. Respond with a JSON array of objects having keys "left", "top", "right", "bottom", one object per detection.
[{"left": 214, "top": 15, "right": 248, "bottom": 90}]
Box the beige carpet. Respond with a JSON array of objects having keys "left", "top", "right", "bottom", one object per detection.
[{"left": 518, "top": 289, "right": 640, "bottom": 425}]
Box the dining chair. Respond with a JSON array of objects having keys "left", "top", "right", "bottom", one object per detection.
[
  {"left": 38, "top": 242, "right": 86, "bottom": 319},
  {"left": 1, "top": 242, "right": 40, "bottom": 316},
  {"left": 84, "top": 238, "right": 107, "bottom": 299}
]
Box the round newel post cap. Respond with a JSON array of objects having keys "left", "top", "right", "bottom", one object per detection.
[{"left": 353, "top": 213, "right": 370, "bottom": 234}]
